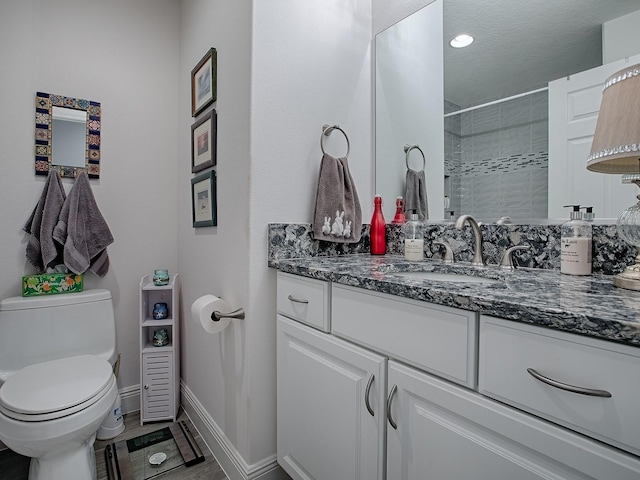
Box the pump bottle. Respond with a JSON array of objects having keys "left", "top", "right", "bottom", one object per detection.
[
  {"left": 561, "top": 205, "right": 592, "bottom": 275},
  {"left": 403, "top": 211, "right": 424, "bottom": 260}
]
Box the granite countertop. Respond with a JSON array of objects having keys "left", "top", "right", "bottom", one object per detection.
[{"left": 272, "top": 254, "right": 640, "bottom": 348}]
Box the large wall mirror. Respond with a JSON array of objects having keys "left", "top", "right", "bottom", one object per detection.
[
  {"left": 375, "top": 0, "right": 640, "bottom": 223},
  {"left": 35, "top": 92, "right": 101, "bottom": 178}
]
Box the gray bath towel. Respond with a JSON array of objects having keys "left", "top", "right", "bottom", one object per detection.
[
  {"left": 24, "top": 170, "right": 67, "bottom": 272},
  {"left": 312, "top": 153, "right": 362, "bottom": 243},
  {"left": 404, "top": 168, "right": 428, "bottom": 222},
  {"left": 53, "top": 172, "right": 114, "bottom": 277}
]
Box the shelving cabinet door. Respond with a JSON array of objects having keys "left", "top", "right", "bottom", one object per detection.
[
  {"left": 277, "top": 315, "right": 386, "bottom": 480},
  {"left": 141, "top": 352, "right": 174, "bottom": 421}
]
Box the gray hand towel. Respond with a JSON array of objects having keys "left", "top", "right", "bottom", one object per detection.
[
  {"left": 24, "top": 170, "right": 67, "bottom": 272},
  {"left": 52, "top": 172, "right": 114, "bottom": 277},
  {"left": 404, "top": 168, "right": 428, "bottom": 222},
  {"left": 312, "top": 153, "right": 362, "bottom": 243}
]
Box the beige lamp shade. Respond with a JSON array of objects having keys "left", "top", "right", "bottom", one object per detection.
[{"left": 587, "top": 63, "right": 640, "bottom": 174}]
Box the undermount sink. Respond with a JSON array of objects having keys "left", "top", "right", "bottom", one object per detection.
[{"left": 392, "top": 271, "right": 501, "bottom": 285}]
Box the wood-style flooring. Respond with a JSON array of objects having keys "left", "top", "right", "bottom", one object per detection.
[{"left": 0, "top": 409, "right": 228, "bottom": 480}]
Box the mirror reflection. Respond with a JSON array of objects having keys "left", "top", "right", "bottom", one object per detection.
[
  {"left": 34, "top": 92, "right": 101, "bottom": 178},
  {"left": 52, "top": 107, "right": 87, "bottom": 168},
  {"left": 375, "top": 0, "right": 640, "bottom": 223}
]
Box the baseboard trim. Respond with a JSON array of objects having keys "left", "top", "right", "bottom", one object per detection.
[
  {"left": 119, "top": 384, "right": 140, "bottom": 415},
  {"left": 180, "top": 382, "right": 286, "bottom": 480}
]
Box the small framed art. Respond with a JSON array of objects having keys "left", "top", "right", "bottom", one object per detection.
[
  {"left": 191, "top": 109, "right": 217, "bottom": 173},
  {"left": 191, "top": 48, "right": 217, "bottom": 117},
  {"left": 191, "top": 170, "right": 217, "bottom": 228}
]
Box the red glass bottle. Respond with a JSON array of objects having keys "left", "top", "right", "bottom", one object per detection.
[
  {"left": 370, "top": 195, "right": 386, "bottom": 255},
  {"left": 391, "top": 196, "right": 406, "bottom": 224}
]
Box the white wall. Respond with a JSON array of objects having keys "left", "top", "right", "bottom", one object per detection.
[
  {"left": 603, "top": 9, "right": 640, "bottom": 64},
  {"left": 373, "top": 0, "right": 433, "bottom": 34},
  {"left": 0, "top": 0, "right": 180, "bottom": 400},
  {"left": 375, "top": 0, "right": 443, "bottom": 220},
  {"left": 179, "top": 0, "right": 372, "bottom": 476},
  {"left": 1, "top": 0, "right": 373, "bottom": 476}
]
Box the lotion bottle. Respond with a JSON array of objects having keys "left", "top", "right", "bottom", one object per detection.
[
  {"left": 561, "top": 205, "right": 592, "bottom": 275},
  {"left": 403, "top": 211, "right": 424, "bottom": 261}
]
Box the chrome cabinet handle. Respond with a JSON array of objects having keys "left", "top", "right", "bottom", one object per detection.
[
  {"left": 365, "top": 374, "right": 375, "bottom": 416},
  {"left": 144, "top": 384, "right": 149, "bottom": 390},
  {"left": 287, "top": 294, "right": 309, "bottom": 304},
  {"left": 387, "top": 384, "right": 398, "bottom": 429},
  {"left": 527, "top": 368, "right": 612, "bottom": 398}
]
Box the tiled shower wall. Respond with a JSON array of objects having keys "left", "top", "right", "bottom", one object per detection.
[{"left": 444, "top": 90, "right": 549, "bottom": 221}]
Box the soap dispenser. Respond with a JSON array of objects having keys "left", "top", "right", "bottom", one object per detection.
[
  {"left": 561, "top": 205, "right": 592, "bottom": 276},
  {"left": 582, "top": 206, "right": 595, "bottom": 222},
  {"left": 403, "top": 210, "right": 424, "bottom": 261}
]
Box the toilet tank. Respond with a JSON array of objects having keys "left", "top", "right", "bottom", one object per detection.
[{"left": 0, "top": 289, "right": 116, "bottom": 385}]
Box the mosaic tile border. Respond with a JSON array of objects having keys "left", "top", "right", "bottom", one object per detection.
[{"left": 35, "top": 92, "right": 101, "bottom": 179}]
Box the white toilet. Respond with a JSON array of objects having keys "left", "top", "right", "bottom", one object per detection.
[{"left": 0, "top": 289, "right": 118, "bottom": 480}]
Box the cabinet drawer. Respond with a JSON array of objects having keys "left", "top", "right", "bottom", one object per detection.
[
  {"left": 479, "top": 316, "right": 640, "bottom": 455},
  {"left": 332, "top": 284, "right": 477, "bottom": 388},
  {"left": 277, "top": 272, "right": 330, "bottom": 332}
]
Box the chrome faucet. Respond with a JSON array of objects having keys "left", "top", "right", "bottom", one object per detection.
[{"left": 455, "top": 215, "right": 484, "bottom": 266}]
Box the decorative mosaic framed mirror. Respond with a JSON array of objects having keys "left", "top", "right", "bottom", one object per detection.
[{"left": 34, "top": 92, "right": 101, "bottom": 178}]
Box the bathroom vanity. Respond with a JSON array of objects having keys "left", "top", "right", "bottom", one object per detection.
[{"left": 274, "top": 256, "right": 640, "bottom": 480}]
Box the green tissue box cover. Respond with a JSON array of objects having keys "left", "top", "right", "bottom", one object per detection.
[{"left": 22, "top": 273, "right": 84, "bottom": 297}]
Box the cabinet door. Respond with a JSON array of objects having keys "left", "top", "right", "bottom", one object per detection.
[
  {"left": 141, "top": 352, "right": 174, "bottom": 421},
  {"left": 386, "top": 361, "right": 640, "bottom": 480},
  {"left": 277, "top": 315, "right": 386, "bottom": 480}
]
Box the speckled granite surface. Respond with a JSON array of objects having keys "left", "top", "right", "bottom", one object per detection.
[
  {"left": 268, "top": 223, "right": 635, "bottom": 275},
  {"left": 268, "top": 223, "right": 640, "bottom": 347},
  {"left": 273, "top": 254, "right": 640, "bottom": 347}
]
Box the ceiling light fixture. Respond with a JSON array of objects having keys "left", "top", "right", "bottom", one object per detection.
[{"left": 450, "top": 34, "right": 474, "bottom": 48}]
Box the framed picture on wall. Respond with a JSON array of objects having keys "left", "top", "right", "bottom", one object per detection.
[
  {"left": 191, "top": 48, "right": 217, "bottom": 117},
  {"left": 191, "top": 170, "right": 217, "bottom": 228},
  {"left": 191, "top": 109, "right": 217, "bottom": 173}
]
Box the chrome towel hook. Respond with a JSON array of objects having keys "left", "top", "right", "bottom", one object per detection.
[
  {"left": 321, "top": 124, "right": 350, "bottom": 157},
  {"left": 404, "top": 144, "right": 426, "bottom": 170}
]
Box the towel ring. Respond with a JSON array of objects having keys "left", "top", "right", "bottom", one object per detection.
[
  {"left": 321, "top": 124, "right": 350, "bottom": 158},
  {"left": 404, "top": 144, "right": 426, "bottom": 170}
]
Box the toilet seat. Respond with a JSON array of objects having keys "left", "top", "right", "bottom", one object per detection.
[{"left": 0, "top": 355, "right": 114, "bottom": 422}]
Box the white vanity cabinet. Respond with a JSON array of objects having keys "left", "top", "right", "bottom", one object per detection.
[
  {"left": 277, "top": 315, "right": 387, "bottom": 480},
  {"left": 387, "top": 359, "right": 640, "bottom": 479},
  {"left": 479, "top": 315, "right": 640, "bottom": 457},
  {"left": 276, "top": 271, "right": 640, "bottom": 480}
]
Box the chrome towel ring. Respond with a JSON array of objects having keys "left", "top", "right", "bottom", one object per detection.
[
  {"left": 404, "top": 144, "right": 426, "bottom": 170},
  {"left": 321, "top": 124, "right": 350, "bottom": 158}
]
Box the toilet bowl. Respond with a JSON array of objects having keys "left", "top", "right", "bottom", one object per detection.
[
  {"left": 0, "top": 355, "right": 117, "bottom": 480},
  {"left": 0, "top": 289, "right": 118, "bottom": 480}
]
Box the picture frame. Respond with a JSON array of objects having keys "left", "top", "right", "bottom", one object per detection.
[
  {"left": 191, "top": 170, "right": 217, "bottom": 228},
  {"left": 191, "top": 109, "right": 217, "bottom": 173},
  {"left": 191, "top": 48, "right": 217, "bottom": 117}
]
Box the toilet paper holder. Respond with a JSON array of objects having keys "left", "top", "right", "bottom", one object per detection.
[{"left": 211, "top": 307, "right": 245, "bottom": 321}]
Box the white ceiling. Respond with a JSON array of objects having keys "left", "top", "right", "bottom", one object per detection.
[{"left": 444, "top": 0, "right": 640, "bottom": 108}]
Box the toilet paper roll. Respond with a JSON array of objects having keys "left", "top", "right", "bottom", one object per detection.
[{"left": 191, "top": 295, "right": 232, "bottom": 334}]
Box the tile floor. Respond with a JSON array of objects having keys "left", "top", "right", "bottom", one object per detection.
[{"left": 0, "top": 409, "right": 228, "bottom": 480}]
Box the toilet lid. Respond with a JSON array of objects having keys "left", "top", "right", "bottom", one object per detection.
[{"left": 0, "top": 355, "right": 113, "bottom": 420}]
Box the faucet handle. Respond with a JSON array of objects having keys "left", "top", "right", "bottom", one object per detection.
[
  {"left": 433, "top": 241, "right": 454, "bottom": 263},
  {"left": 499, "top": 245, "right": 531, "bottom": 269}
]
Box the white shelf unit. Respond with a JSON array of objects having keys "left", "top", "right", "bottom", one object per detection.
[{"left": 139, "top": 273, "right": 180, "bottom": 424}]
